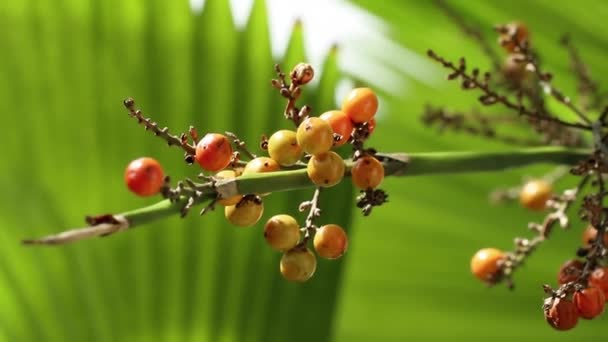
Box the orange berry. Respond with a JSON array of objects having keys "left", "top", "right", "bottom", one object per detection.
[
  {"left": 124, "top": 157, "right": 165, "bottom": 197},
  {"left": 195, "top": 133, "right": 233, "bottom": 172},
  {"left": 215, "top": 170, "right": 243, "bottom": 206},
  {"left": 573, "top": 287, "right": 605, "bottom": 319},
  {"left": 589, "top": 267, "right": 608, "bottom": 301},
  {"left": 314, "top": 224, "right": 348, "bottom": 259},
  {"left": 264, "top": 215, "right": 301, "bottom": 252},
  {"left": 519, "top": 179, "right": 552, "bottom": 211},
  {"left": 296, "top": 117, "right": 334, "bottom": 155},
  {"left": 319, "top": 110, "right": 353, "bottom": 146},
  {"left": 582, "top": 225, "right": 608, "bottom": 247},
  {"left": 280, "top": 248, "right": 317, "bottom": 282},
  {"left": 470, "top": 248, "right": 505, "bottom": 282},
  {"left": 306, "top": 151, "right": 345, "bottom": 187},
  {"left": 351, "top": 155, "right": 384, "bottom": 189},
  {"left": 224, "top": 196, "right": 264, "bottom": 227},
  {"left": 267, "top": 130, "right": 303, "bottom": 166},
  {"left": 557, "top": 259, "right": 585, "bottom": 285},
  {"left": 341, "top": 87, "right": 378, "bottom": 123},
  {"left": 545, "top": 297, "right": 579, "bottom": 331}
]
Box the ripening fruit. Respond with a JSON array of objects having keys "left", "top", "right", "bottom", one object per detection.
[
  {"left": 215, "top": 170, "right": 242, "bottom": 206},
  {"left": 589, "top": 267, "right": 608, "bottom": 300},
  {"left": 470, "top": 248, "right": 505, "bottom": 282},
  {"left": 224, "top": 197, "right": 264, "bottom": 227},
  {"left": 195, "top": 133, "right": 233, "bottom": 172},
  {"left": 499, "top": 22, "right": 529, "bottom": 52},
  {"left": 267, "top": 130, "right": 303, "bottom": 166},
  {"left": 519, "top": 179, "right": 552, "bottom": 211},
  {"left": 341, "top": 87, "right": 378, "bottom": 123},
  {"left": 296, "top": 117, "right": 334, "bottom": 155},
  {"left": 307, "top": 151, "right": 345, "bottom": 187},
  {"left": 573, "top": 287, "right": 605, "bottom": 319},
  {"left": 314, "top": 224, "right": 348, "bottom": 259},
  {"left": 264, "top": 214, "right": 301, "bottom": 252},
  {"left": 124, "top": 157, "right": 165, "bottom": 197},
  {"left": 557, "top": 259, "right": 585, "bottom": 285},
  {"left": 545, "top": 297, "right": 579, "bottom": 331},
  {"left": 242, "top": 157, "right": 280, "bottom": 175},
  {"left": 319, "top": 110, "right": 354, "bottom": 147},
  {"left": 351, "top": 155, "right": 384, "bottom": 189},
  {"left": 582, "top": 225, "right": 608, "bottom": 247},
  {"left": 280, "top": 248, "right": 317, "bottom": 282}
]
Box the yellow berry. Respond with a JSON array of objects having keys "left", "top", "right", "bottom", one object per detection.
[
  {"left": 341, "top": 87, "right": 378, "bottom": 123},
  {"left": 280, "top": 248, "right": 317, "bottom": 282},
  {"left": 215, "top": 170, "right": 242, "bottom": 206},
  {"left": 314, "top": 224, "right": 348, "bottom": 259},
  {"left": 224, "top": 196, "right": 264, "bottom": 227},
  {"left": 306, "top": 151, "right": 345, "bottom": 187},
  {"left": 267, "top": 130, "right": 303, "bottom": 166},
  {"left": 470, "top": 248, "right": 505, "bottom": 282},
  {"left": 242, "top": 157, "right": 280, "bottom": 175},
  {"left": 264, "top": 214, "right": 301, "bottom": 251},
  {"left": 296, "top": 117, "right": 334, "bottom": 155}
]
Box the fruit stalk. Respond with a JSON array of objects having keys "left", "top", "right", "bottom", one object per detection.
[{"left": 23, "top": 147, "right": 588, "bottom": 245}]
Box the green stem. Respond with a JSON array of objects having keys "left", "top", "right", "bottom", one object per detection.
[{"left": 24, "top": 147, "right": 589, "bottom": 245}]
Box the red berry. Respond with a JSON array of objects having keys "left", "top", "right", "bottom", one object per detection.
[
  {"left": 341, "top": 87, "right": 378, "bottom": 123},
  {"left": 573, "top": 287, "right": 605, "bottom": 319},
  {"left": 589, "top": 267, "right": 608, "bottom": 301},
  {"left": 195, "top": 133, "right": 233, "bottom": 172},
  {"left": 319, "top": 110, "right": 353, "bottom": 147},
  {"left": 545, "top": 297, "right": 579, "bottom": 331},
  {"left": 557, "top": 259, "right": 585, "bottom": 285},
  {"left": 124, "top": 157, "right": 165, "bottom": 197}
]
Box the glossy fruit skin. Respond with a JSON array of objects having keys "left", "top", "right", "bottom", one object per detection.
[
  {"left": 499, "top": 22, "right": 529, "bottom": 52},
  {"left": 519, "top": 179, "right": 552, "bottom": 211},
  {"left": 215, "top": 170, "right": 242, "bottom": 206},
  {"left": 195, "top": 133, "right": 233, "bottom": 172},
  {"left": 470, "top": 248, "right": 505, "bottom": 282},
  {"left": 341, "top": 87, "right": 378, "bottom": 123},
  {"left": 264, "top": 214, "right": 301, "bottom": 252},
  {"left": 589, "top": 267, "right": 608, "bottom": 301},
  {"left": 351, "top": 156, "right": 384, "bottom": 189},
  {"left": 545, "top": 297, "right": 579, "bottom": 331},
  {"left": 582, "top": 225, "right": 608, "bottom": 247},
  {"left": 224, "top": 197, "right": 264, "bottom": 227},
  {"left": 267, "top": 130, "right": 303, "bottom": 166},
  {"left": 314, "top": 224, "right": 348, "bottom": 259},
  {"left": 242, "top": 157, "right": 280, "bottom": 175},
  {"left": 573, "top": 287, "right": 605, "bottom": 319},
  {"left": 296, "top": 117, "right": 334, "bottom": 155},
  {"left": 280, "top": 248, "right": 317, "bottom": 282},
  {"left": 124, "top": 157, "right": 165, "bottom": 197},
  {"left": 557, "top": 259, "right": 585, "bottom": 285},
  {"left": 306, "top": 151, "right": 345, "bottom": 187},
  {"left": 319, "top": 110, "right": 353, "bottom": 147}
]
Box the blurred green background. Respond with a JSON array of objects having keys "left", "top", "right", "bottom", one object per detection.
[{"left": 1, "top": 0, "right": 607, "bottom": 341}]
